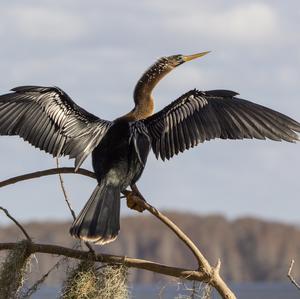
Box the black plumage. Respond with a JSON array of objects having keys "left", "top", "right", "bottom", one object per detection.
[
  {"left": 145, "top": 89, "right": 300, "bottom": 160},
  {"left": 0, "top": 86, "right": 111, "bottom": 169},
  {"left": 0, "top": 52, "right": 299, "bottom": 245}
]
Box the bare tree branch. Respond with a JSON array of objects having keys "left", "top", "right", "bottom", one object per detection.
[
  {"left": 55, "top": 159, "right": 76, "bottom": 221},
  {"left": 122, "top": 191, "right": 235, "bottom": 298},
  {"left": 123, "top": 190, "right": 210, "bottom": 269},
  {"left": 0, "top": 241, "right": 236, "bottom": 298},
  {"left": 0, "top": 242, "right": 208, "bottom": 282},
  {"left": 288, "top": 259, "right": 300, "bottom": 290},
  {"left": 0, "top": 167, "right": 95, "bottom": 189},
  {"left": 0, "top": 207, "right": 31, "bottom": 241}
]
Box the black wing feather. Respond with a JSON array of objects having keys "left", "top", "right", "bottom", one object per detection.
[
  {"left": 144, "top": 89, "right": 300, "bottom": 160},
  {"left": 0, "top": 86, "right": 111, "bottom": 169}
]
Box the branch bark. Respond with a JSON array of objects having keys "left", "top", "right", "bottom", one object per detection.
[
  {"left": 0, "top": 242, "right": 207, "bottom": 282},
  {"left": 288, "top": 259, "right": 300, "bottom": 290},
  {"left": 55, "top": 160, "right": 77, "bottom": 221},
  {"left": 0, "top": 207, "right": 31, "bottom": 241},
  {"left": 0, "top": 168, "right": 236, "bottom": 299},
  {"left": 0, "top": 167, "right": 95, "bottom": 189}
]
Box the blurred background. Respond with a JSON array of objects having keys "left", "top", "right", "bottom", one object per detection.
[{"left": 0, "top": 0, "right": 300, "bottom": 297}]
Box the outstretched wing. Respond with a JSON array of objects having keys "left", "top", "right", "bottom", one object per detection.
[
  {"left": 0, "top": 86, "right": 112, "bottom": 169},
  {"left": 144, "top": 89, "right": 300, "bottom": 160}
]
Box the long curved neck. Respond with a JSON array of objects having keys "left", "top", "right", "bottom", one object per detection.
[{"left": 122, "top": 57, "right": 174, "bottom": 121}]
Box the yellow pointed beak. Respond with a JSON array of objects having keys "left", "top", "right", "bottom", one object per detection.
[{"left": 182, "top": 51, "right": 211, "bottom": 62}]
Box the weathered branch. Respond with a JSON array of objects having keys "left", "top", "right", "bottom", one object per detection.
[
  {"left": 0, "top": 167, "right": 95, "bottom": 189},
  {"left": 0, "top": 242, "right": 207, "bottom": 282},
  {"left": 55, "top": 160, "right": 76, "bottom": 221},
  {"left": 0, "top": 207, "right": 31, "bottom": 241},
  {"left": 0, "top": 168, "right": 236, "bottom": 299},
  {"left": 122, "top": 190, "right": 236, "bottom": 299},
  {"left": 125, "top": 191, "right": 210, "bottom": 269},
  {"left": 288, "top": 259, "right": 300, "bottom": 290}
]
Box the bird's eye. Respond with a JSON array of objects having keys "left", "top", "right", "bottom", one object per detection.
[{"left": 175, "top": 55, "right": 185, "bottom": 65}]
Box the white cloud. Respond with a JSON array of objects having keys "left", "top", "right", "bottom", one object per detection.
[
  {"left": 166, "top": 3, "right": 278, "bottom": 44},
  {"left": 1, "top": 5, "right": 87, "bottom": 42}
]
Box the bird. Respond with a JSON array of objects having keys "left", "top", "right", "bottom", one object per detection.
[{"left": 0, "top": 51, "right": 299, "bottom": 245}]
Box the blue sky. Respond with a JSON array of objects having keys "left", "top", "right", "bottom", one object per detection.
[{"left": 0, "top": 0, "right": 299, "bottom": 225}]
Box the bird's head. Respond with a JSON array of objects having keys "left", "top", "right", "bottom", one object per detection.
[
  {"left": 141, "top": 51, "right": 211, "bottom": 84},
  {"left": 165, "top": 51, "right": 211, "bottom": 68},
  {"left": 133, "top": 50, "right": 211, "bottom": 116}
]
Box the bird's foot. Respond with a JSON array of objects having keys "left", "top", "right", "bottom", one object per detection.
[{"left": 124, "top": 190, "right": 146, "bottom": 213}]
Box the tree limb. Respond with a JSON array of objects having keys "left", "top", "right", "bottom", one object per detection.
[
  {"left": 123, "top": 190, "right": 210, "bottom": 270},
  {"left": 55, "top": 160, "right": 76, "bottom": 221},
  {"left": 0, "top": 167, "right": 95, "bottom": 189},
  {"left": 0, "top": 207, "right": 31, "bottom": 241},
  {"left": 122, "top": 189, "right": 236, "bottom": 298},
  {"left": 0, "top": 242, "right": 208, "bottom": 282},
  {"left": 288, "top": 259, "right": 300, "bottom": 290}
]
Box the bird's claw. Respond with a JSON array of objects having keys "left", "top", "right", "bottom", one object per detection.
[{"left": 125, "top": 191, "right": 146, "bottom": 213}]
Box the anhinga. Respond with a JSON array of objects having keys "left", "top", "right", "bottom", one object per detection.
[{"left": 0, "top": 52, "right": 299, "bottom": 245}]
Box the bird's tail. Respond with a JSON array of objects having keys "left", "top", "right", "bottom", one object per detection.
[{"left": 70, "top": 180, "right": 120, "bottom": 245}]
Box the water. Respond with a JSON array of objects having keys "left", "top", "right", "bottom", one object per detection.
[
  {"left": 30, "top": 283, "right": 299, "bottom": 298},
  {"left": 133, "top": 283, "right": 300, "bottom": 298}
]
